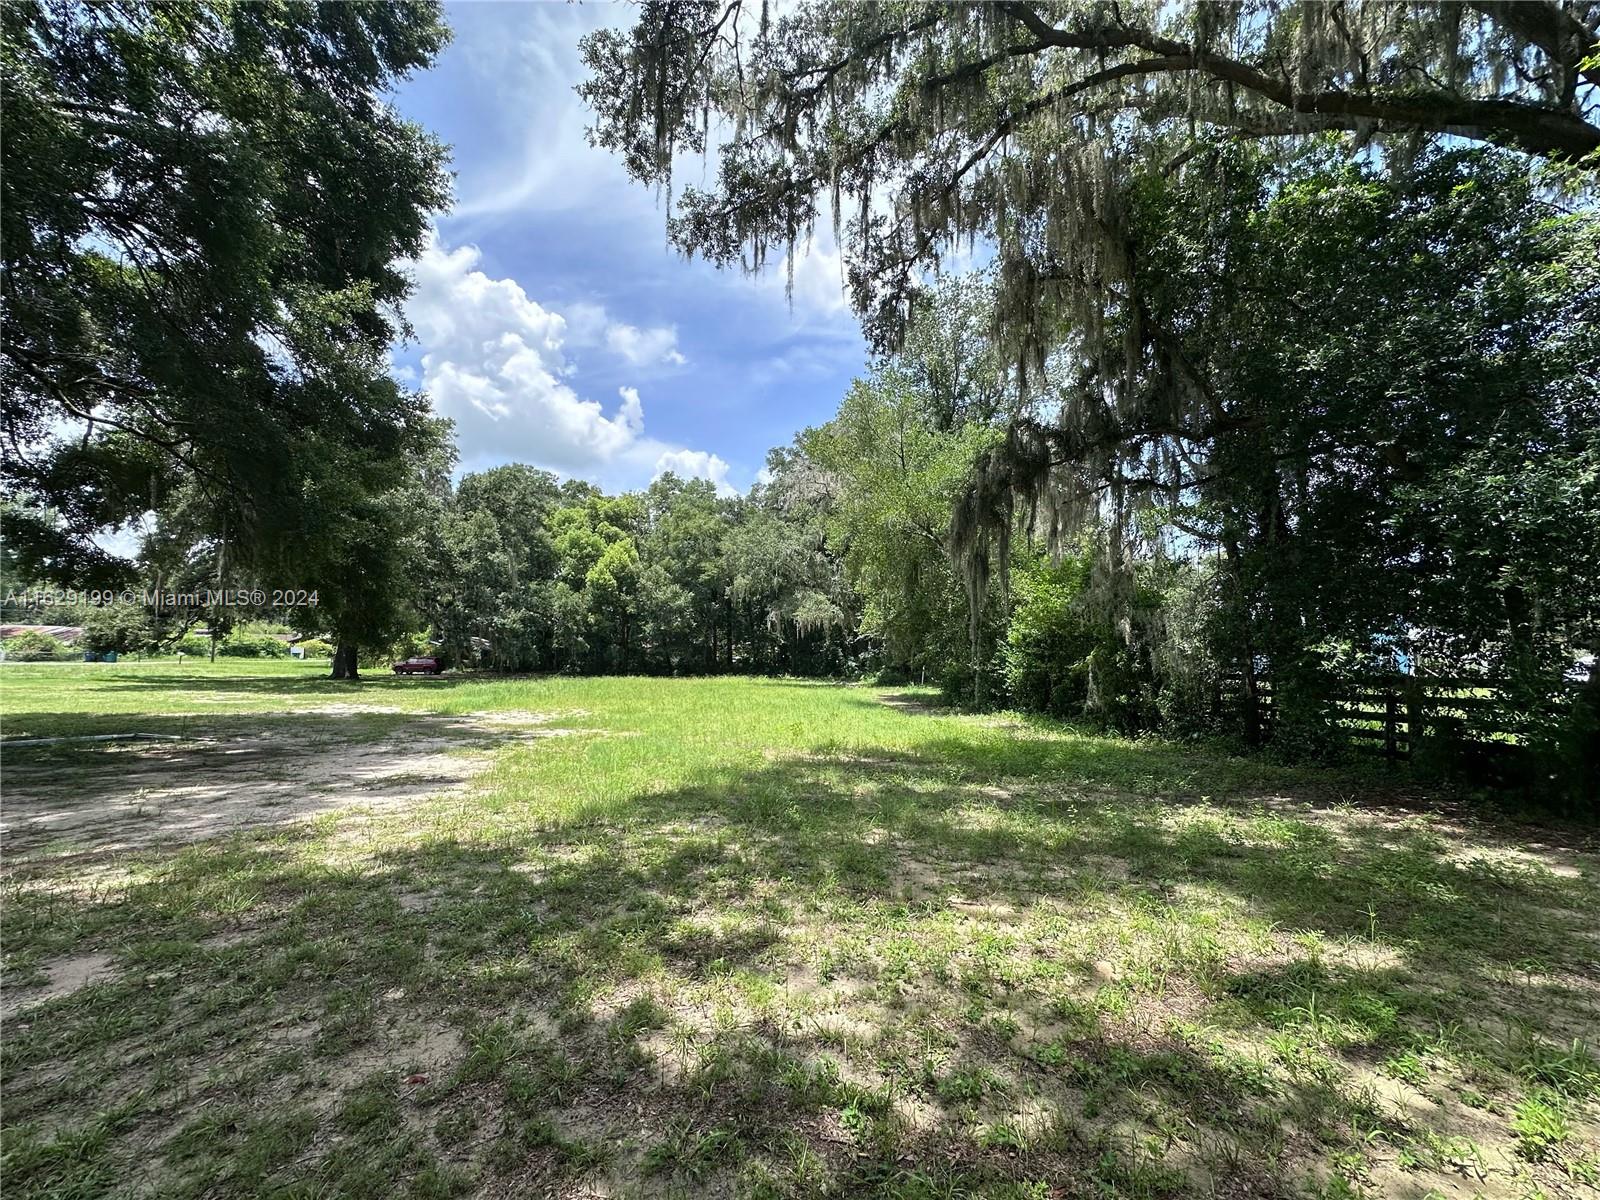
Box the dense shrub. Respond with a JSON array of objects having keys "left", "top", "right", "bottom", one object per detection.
[
  {"left": 2, "top": 630, "right": 73, "bottom": 661},
  {"left": 390, "top": 630, "right": 433, "bottom": 659},
  {"left": 295, "top": 638, "right": 333, "bottom": 658},
  {"left": 80, "top": 603, "right": 154, "bottom": 655},
  {"left": 351, "top": 631, "right": 439, "bottom": 670},
  {"left": 174, "top": 635, "right": 212, "bottom": 656},
  {"left": 1001, "top": 552, "right": 1161, "bottom": 733},
  {"left": 218, "top": 633, "right": 290, "bottom": 658},
  {"left": 1002, "top": 555, "right": 1098, "bottom": 717}
]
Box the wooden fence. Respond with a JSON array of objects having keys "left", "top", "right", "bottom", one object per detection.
[{"left": 1217, "top": 673, "right": 1589, "bottom": 760}]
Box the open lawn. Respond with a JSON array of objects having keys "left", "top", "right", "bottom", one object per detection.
[{"left": 1, "top": 662, "right": 1597, "bottom": 1199}]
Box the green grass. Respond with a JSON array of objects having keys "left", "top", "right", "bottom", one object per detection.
[{"left": 2, "top": 661, "right": 1597, "bottom": 1198}]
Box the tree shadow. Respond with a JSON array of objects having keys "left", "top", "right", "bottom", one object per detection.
[
  {"left": 3, "top": 715, "right": 1597, "bottom": 1197},
  {"left": 36, "top": 668, "right": 490, "bottom": 697}
]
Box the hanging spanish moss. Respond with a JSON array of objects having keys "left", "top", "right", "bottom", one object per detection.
[{"left": 580, "top": 0, "right": 1599, "bottom": 689}]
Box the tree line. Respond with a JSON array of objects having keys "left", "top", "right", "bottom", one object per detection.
[
  {"left": 415, "top": 458, "right": 853, "bottom": 676},
  {"left": 575, "top": 0, "right": 1600, "bottom": 797},
  {"left": 2, "top": 452, "right": 856, "bottom": 677},
  {"left": 3, "top": 1, "right": 1596, "bottom": 796}
]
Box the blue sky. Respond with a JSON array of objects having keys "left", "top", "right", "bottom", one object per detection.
[{"left": 387, "top": 1, "right": 868, "bottom": 495}]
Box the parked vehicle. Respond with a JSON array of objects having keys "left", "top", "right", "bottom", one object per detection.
[{"left": 392, "top": 656, "right": 443, "bottom": 675}]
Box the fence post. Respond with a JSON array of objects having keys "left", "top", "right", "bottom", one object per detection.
[
  {"left": 1384, "top": 686, "right": 1398, "bottom": 760},
  {"left": 1404, "top": 675, "right": 1423, "bottom": 759}
]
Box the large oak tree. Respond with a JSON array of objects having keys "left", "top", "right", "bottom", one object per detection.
[
  {"left": 1, "top": 1, "right": 450, "bottom": 593},
  {"left": 583, "top": 1, "right": 1599, "bottom": 762}
]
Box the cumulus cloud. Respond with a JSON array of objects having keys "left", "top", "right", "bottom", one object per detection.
[
  {"left": 406, "top": 235, "right": 636, "bottom": 469},
  {"left": 654, "top": 448, "right": 735, "bottom": 496},
  {"left": 616, "top": 386, "right": 645, "bottom": 434},
  {"left": 776, "top": 233, "right": 852, "bottom": 320},
  {"left": 557, "top": 302, "right": 686, "bottom": 370},
  {"left": 606, "top": 321, "right": 687, "bottom": 368},
  {"left": 401, "top": 231, "right": 722, "bottom": 483}
]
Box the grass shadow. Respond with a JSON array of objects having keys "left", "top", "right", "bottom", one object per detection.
[{"left": 3, "top": 692, "right": 1597, "bottom": 1198}]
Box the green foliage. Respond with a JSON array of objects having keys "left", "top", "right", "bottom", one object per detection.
[
  {"left": 411, "top": 456, "right": 852, "bottom": 679},
  {"left": 0, "top": 0, "right": 458, "bottom": 686},
  {"left": 295, "top": 638, "right": 334, "bottom": 659},
  {"left": 802, "top": 365, "right": 997, "bottom": 683},
  {"left": 79, "top": 603, "right": 154, "bottom": 656},
  {"left": 218, "top": 632, "right": 289, "bottom": 659},
  {"left": 1001, "top": 550, "right": 1167, "bottom": 734},
  {"left": 389, "top": 631, "right": 434, "bottom": 661},
  {"left": 1, "top": 0, "right": 451, "bottom": 586},
  {"left": 283, "top": 416, "right": 456, "bottom": 678},
  {"left": 1127, "top": 146, "right": 1598, "bottom": 778},
  {"left": 1003, "top": 553, "right": 1097, "bottom": 717},
  {"left": 583, "top": 3, "right": 1598, "bottom": 375},
  {"left": 1512, "top": 1089, "right": 1573, "bottom": 1161},
  {"left": 426, "top": 466, "right": 569, "bottom": 672},
  {"left": 2, "top": 629, "right": 73, "bottom": 661},
  {"left": 583, "top": 4, "right": 1599, "bottom": 796}
]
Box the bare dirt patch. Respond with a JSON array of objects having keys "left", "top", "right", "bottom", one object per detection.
[
  {"left": 0, "top": 710, "right": 582, "bottom": 859},
  {"left": 2, "top": 951, "right": 117, "bottom": 1019}
]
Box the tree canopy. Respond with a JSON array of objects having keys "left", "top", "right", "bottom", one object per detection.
[
  {"left": 1, "top": 0, "right": 451, "bottom": 586},
  {"left": 583, "top": 1, "right": 1598, "bottom": 793},
  {"left": 582, "top": 1, "right": 1598, "bottom": 351}
]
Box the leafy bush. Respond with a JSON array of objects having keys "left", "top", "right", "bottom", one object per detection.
[
  {"left": 80, "top": 603, "right": 153, "bottom": 655},
  {"left": 1001, "top": 550, "right": 1163, "bottom": 733},
  {"left": 1002, "top": 555, "right": 1098, "bottom": 718},
  {"left": 174, "top": 635, "right": 212, "bottom": 656},
  {"left": 218, "top": 632, "right": 290, "bottom": 658},
  {"left": 2, "top": 630, "right": 73, "bottom": 661},
  {"left": 295, "top": 638, "right": 333, "bottom": 658},
  {"left": 389, "top": 630, "right": 433, "bottom": 660},
  {"left": 360, "top": 631, "right": 442, "bottom": 669}
]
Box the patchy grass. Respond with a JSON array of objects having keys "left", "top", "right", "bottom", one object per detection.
[{"left": 1, "top": 662, "right": 1597, "bottom": 1199}]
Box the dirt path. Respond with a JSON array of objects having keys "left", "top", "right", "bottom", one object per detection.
[{"left": 0, "top": 706, "right": 577, "bottom": 860}]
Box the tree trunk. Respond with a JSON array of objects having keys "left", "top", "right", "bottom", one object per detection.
[
  {"left": 1222, "top": 533, "right": 1263, "bottom": 746},
  {"left": 331, "top": 640, "right": 360, "bottom": 680}
]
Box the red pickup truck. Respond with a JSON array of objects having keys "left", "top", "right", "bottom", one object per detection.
[{"left": 392, "top": 656, "right": 443, "bottom": 675}]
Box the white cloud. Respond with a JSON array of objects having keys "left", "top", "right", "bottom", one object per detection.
[
  {"left": 91, "top": 512, "right": 154, "bottom": 561},
  {"left": 562, "top": 301, "right": 610, "bottom": 345},
  {"left": 606, "top": 321, "right": 687, "bottom": 368},
  {"left": 441, "top": 4, "right": 858, "bottom": 332},
  {"left": 447, "top": 4, "right": 664, "bottom": 223},
  {"left": 561, "top": 301, "right": 687, "bottom": 370},
  {"left": 774, "top": 233, "right": 851, "bottom": 320},
  {"left": 402, "top": 231, "right": 722, "bottom": 484},
  {"left": 654, "top": 448, "right": 735, "bottom": 496},
  {"left": 616, "top": 386, "right": 644, "bottom": 434}
]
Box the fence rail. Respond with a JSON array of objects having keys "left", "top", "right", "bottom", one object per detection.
[{"left": 1217, "top": 673, "right": 1588, "bottom": 760}]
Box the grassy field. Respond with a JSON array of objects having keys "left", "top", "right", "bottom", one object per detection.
[{"left": 2, "top": 661, "right": 1597, "bottom": 1199}]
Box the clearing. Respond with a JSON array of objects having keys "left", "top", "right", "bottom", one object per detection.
[{"left": 1, "top": 662, "right": 1596, "bottom": 1199}]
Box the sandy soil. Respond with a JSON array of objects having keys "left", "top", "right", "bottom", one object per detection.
[
  {"left": 0, "top": 952, "right": 118, "bottom": 1020},
  {"left": 0, "top": 706, "right": 577, "bottom": 859}
]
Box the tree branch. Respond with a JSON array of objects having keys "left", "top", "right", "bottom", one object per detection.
[{"left": 995, "top": 1, "right": 1600, "bottom": 162}]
